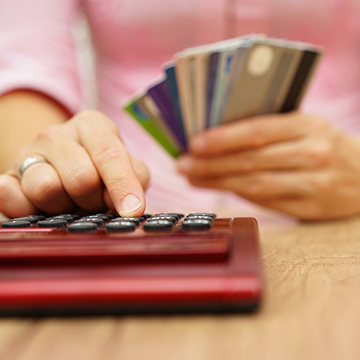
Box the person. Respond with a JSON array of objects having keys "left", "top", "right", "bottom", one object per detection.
[{"left": 1, "top": 0, "right": 360, "bottom": 222}]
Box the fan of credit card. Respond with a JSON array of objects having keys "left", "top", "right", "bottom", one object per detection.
[{"left": 124, "top": 34, "right": 322, "bottom": 157}]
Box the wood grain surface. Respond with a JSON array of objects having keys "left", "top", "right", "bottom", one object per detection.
[{"left": 1, "top": 215, "right": 360, "bottom": 360}]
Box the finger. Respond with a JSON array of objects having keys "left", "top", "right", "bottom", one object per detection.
[
  {"left": 103, "top": 188, "right": 116, "bottom": 212},
  {"left": 255, "top": 197, "right": 326, "bottom": 220},
  {"left": 74, "top": 111, "right": 146, "bottom": 217},
  {"left": 0, "top": 174, "right": 37, "bottom": 218},
  {"left": 20, "top": 161, "right": 78, "bottom": 214},
  {"left": 35, "top": 127, "right": 108, "bottom": 213},
  {"left": 189, "top": 112, "right": 325, "bottom": 156},
  {"left": 178, "top": 137, "right": 332, "bottom": 177},
  {"left": 188, "top": 171, "right": 330, "bottom": 200},
  {"left": 130, "top": 155, "right": 150, "bottom": 190}
]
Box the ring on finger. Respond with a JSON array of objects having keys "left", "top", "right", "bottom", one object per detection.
[{"left": 19, "top": 156, "right": 49, "bottom": 178}]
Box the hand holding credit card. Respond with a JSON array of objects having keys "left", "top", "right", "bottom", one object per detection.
[{"left": 124, "top": 34, "right": 323, "bottom": 157}]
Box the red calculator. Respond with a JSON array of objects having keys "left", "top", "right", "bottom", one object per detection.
[{"left": 0, "top": 212, "right": 262, "bottom": 316}]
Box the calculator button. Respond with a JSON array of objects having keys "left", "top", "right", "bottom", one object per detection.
[
  {"left": 49, "top": 214, "right": 75, "bottom": 223},
  {"left": 154, "top": 213, "right": 184, "bottom": 220},
  {"left": 12, "top": 216, "right": 39, "bottom": 224},
  {"left": 38, "top": 219, "right": 68, "bottom": 228},
  {"left": 187, "top": 212, "right": 216, "bottom": 219},
  {"left": 67, "top": 222, "right": 98, "bottom": 233},
  {"left": 78, "top": 216, "right": 104, "bottom": 227},
  {"left": 143, "top": 220, "right": 174, "bottom": 231},
  {"left": 68, "top": 214, "right": 81, "bottom": 221},
  {"left": 105, "top": 221, "right": 136, "bottom": 232},
  {"left": 1, "top": 220, "right": 31, "bottom": 228},
  {"left": 111, "top": 217, "right": 141, "bottom": 226},
  {"left": 20, "top": 214, "right": 46, "bottom": 221},
  {"left": 94, "top": 213, "right": 113, "bottom": 221},
  {"left": 182, "top": 219, "right": 213, "bottom": 230},
  {"left": 149, "top": 216, "right": 178, "bottom": 223},
  {"left": 184, "top": 215, "right": 214, "bottom": 223}
]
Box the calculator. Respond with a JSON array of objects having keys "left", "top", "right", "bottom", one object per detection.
[{"left": 0, "top": 212, "right": 262, "bottom": 316}]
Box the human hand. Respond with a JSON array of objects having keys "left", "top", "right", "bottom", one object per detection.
[
  {"left": 0, "top": 110, "right": 149, "bottom": 218},
  {"left": 177, "top": 112, "right": 360, "bottom": 220}
]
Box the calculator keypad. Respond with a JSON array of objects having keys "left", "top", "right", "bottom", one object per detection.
[{"left": 1, "top": 212, "right": 216, "bottom": 233}]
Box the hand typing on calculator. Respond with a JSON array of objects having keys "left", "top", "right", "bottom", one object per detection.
[{"left": 0, "top": 100, "right": 149, "bottom": 218}]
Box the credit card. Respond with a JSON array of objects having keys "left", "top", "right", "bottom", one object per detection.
[
  {"left": 221, "top": 38, "right": 320, "bottom": 122},
  {"left": 124, "top": 94, "right": 181, "bottom": 158},
  {"left": 147, "top": 79, "right": 187, "bottom": 150},
  {"left": 124, "top": 34, "right": 323, "bottom": 158}
]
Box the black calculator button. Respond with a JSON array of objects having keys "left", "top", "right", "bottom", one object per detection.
[
  {"left": 186, "top": 212, "right": 216, "bottom": 219},
  {"left": 19, "top": 214, "right": 46, "bottom": 221},
  {"left": 149, "top": 216, "right": 177, "bottom": 223},
  {"left": 154, "top": 213, "right": 184, "bottom": 220},
  {"left": 49, "top": 215, "right": 75, "bottom": 224},
  {"left": 105, "top": 221, "right": 136, "bottom": 232},
  {"left": 182, "top": 219, "right": 213, "bottom": 230},
  {"left": 184, "top": 215, "right": 214, "bottom": 222},
  {"left": 1, "top": 220, "right": 31, "bottom": 228},
  {"left": 78, "top": 216, "right": 104, "bottom": 226},
  {"left": 111, "top": 217, "right": 141, "bottom": 226},
  {"left": 67, "top": 222, "right": 98, "bottom": 233},
  {"left": 187, "top": 212, "right": 216, "bottom": 219},
  {"left": 37, "top": 219, "right": 68, "bottom": 228},
  {"left": 143, "top": 220, "right": 174, "bottom": 231},
  {"left": 32, "top": 214, "right": 47, "bottom": 221},
  {"left": 12, "top": 216, "right": 39, "bottom": 224},
  {"left": 94, "top": 213, "right": 113, "bottom": 221},
  {"left": 68, "top": 214, "right": 81, "bottom": 221}
]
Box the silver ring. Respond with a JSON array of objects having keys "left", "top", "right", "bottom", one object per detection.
[{"left": 19, "top": 157, "right": 48, "bottom": 177}]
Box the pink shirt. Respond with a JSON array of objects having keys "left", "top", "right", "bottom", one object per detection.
[{"left": 1, "top": 0, "right": 360, "bottom": 224}]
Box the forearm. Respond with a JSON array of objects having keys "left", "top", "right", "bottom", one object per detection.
[{"left": 0, "top": 90, "right": 71, "bottom": 173}]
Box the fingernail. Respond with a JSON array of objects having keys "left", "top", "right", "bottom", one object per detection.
[
  {"left": 177, "top": 156, "right": 192, "bottom": 173},
  {"left": 119, "top": 194, "right": 142, "bottom": 216}
]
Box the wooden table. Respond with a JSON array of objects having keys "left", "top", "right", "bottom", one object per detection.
[{"left": 1, "top": 215, "right": 360, "bottom": 360}]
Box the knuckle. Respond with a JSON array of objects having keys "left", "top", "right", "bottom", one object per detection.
[
  {"left": 74, "top": 110, "right": 117, "bottom": 131},
  {"left": 27, "top": 175, "right": 63, "bottom": 203},
  {"left": 37, "top": 124, "right": 62, "bottom": 142},
  {"left": 106, "top": 176, "right": 134, "bottom": 196},
  {"left": 236, "top": 152, "right": 254, "bottom": 172},
  {"left": 248, "top": 122, "right": 267, "bottom": 148},
  {"left": 65, "top": 168, "right": 101, "bottom": 198},
  {"left": 92, "top": 145, "right": 123, "bottom": 165},
  {"left": 312, "top": 174, "right": 334, "bottom": 193},
  {"left": 310, "top": 142, "right": 333, "bottom": 166},
  {"left": 309, "top": 116, "right": 329, "bottom": 132},
  {"left": 74, "top": 109, "right": 103, "bottom": 121}
]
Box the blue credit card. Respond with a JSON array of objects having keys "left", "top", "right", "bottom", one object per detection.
[{"left": 165, "top": 65, "right": 188, "bottom": 148}]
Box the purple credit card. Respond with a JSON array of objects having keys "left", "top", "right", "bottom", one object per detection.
[{"left": 147, "top": 80, "right": 187, "bottom": 150}]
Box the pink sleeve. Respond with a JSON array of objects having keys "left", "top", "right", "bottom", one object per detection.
[{"left": 0, "top": 0, "right": 83, "bottom": 114}]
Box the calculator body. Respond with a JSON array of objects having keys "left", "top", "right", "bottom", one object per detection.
[{"left": 0, "top": 216, "right": 262, "bottom": 316}]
